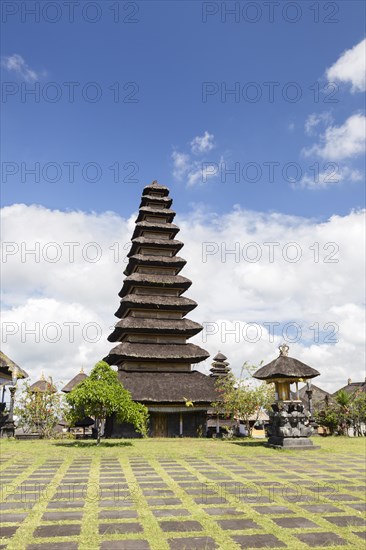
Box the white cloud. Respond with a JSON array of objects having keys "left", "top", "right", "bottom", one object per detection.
[
  {"left": 298, "top": 165, "right": 362, "bottom": 190},
  {"left": 171, "top": 151, "right": 190, "bottom": 180},
  {"left": 303, "top": 113, "right": 366, "bottom": 160},
  {"left": 326, "top": 38, "right": 366, "bottom": 93},
  {"left": 304, "top": 112, "right": 333, "bottom": 136},
  {"left": 1, "top": 54, "right": 40, "bottom": 82},
  {"left": 172, "top": 132, "right": 218, "bottom": 186},
  {"left": 190, "top": 131, "right": 215, "bottom": 154},
  {"left": 1, "top": 203, "right": 365, "bottom": 392}
]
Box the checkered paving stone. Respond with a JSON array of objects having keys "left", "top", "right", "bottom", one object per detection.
[
  {"left": 41, "top": 511, "right": 83, "bottom": 521},
  {"left": 159, "top": 520, "right": 203, "bottom": 532},
  {"left": 98, "top": 509, "right": 138, "bottom": 519},
  {"left": 100, "top": 542, "right": 151, "bottom": 550},
  {"left": 27, "top": 544, "right": 78, "bottom": 550},
  {"left": 253, "top": 505, "right": 295, "bottom": 515},
  {"left": 301, "top": 504, "right": 343, "bottom": 513},
  {"left": 271, "top": 516, "right": 320, "bottom": 528},
  {"left": 203, "top": 507, "right": 244, "bottom": 516},
  {"left": 0, "top": 512, "right": 28, "bottom": 522},
  {"left": 33, "top": 524, "right": 81, "bottom": 537},
  {"left": 218, "top": 518, "right": 261, "bottom": 530},
  {"left": 168, "top": 536, "right": 218, "bottom": 549},
  {"left": 231, "top": 534, "right": 287, "bottom": 548},
  {"left": 295, "top": 532, "right": 348, "bottom": 546},
  {"left": 0, "top": 525, "right": 18, "bottom": 537},
  {"left": 152, "top": 509, "right": 191, "bottom": 517},
  {"left": 348, "top": 502, "right": 366, "bottom": 511},
  {"left": 146, "top": 498, "right": 182, "bottom": 505},
  {"left": 47, "top": 501, "right": 85, "bottom": 509},
  {"left": 98, "top": 522, "right": 143, "bottom": 534},
  {"left": 324, "top": 515, "right": 366, "bottom": 526},
  {"left": 2, "top": 452, "right": 366, "bottom": 548}
]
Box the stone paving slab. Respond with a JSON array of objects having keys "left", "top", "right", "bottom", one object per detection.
[
  {"left": 252, "top": 505, "right": 295, "bottom": 515},
  {"left": 41, "top": 511, "right": 83, "bottom": 521},
  {"left": 231, "top": 534, "right": 286, "bottom": 548},
  {"left": 324, "top": 514, "right": 366, "bottom": 526},
  {"left": 217, "top": 518, "right": 261, "bottom": 530},
  {"left": 168, "top": 536, "right": 218, "bottom": 549},
  {"left": 0, "top": 512, "right": 28, "bottom": 522},
  {"left": 271, "top": 516, "right": 319, "bottom": 529},
  {"left": 99, "top": 522, "right": 143, "bottom": 534},
  {"left": 99, "top": 509, "right": 138, "bottom": 519},
  {"left": 27, "top": 544, "right": 79, "bottom": 550},
  {"left": 301, "top": 504, "right": 343, "bottom": 513},
  {"left": 160, "top": 520, "right": 203, "bottom": 532},
  {"left": 33, "top": 524, "right": 81, "bottom": 537},
  {"left": 203, "top": 507, "right": 243, "bottom": 516},
  {"left": 0, "top": 525, "right": 18, "bottom": 537},
  {"left": 152, "top": 508, "right": 191, "bottom": 517},
  {"left": 295, "top": 532, "right": 347, "bottom": 546},
  {"left": 100, "top": 541, "right": 151, "bottom": 550}
]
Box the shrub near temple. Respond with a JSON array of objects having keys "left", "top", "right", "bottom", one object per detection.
[
  {"left": 66, "top": 361, "right": 149, "bottom": 444},
  {"left": 14, "top": 378, "right": 63, "bottom": 438}
]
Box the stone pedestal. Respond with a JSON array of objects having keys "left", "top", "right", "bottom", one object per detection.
[
  {"left": 266, "top": 401, "right": 319, "bottom": 450},
  {"left": 266, "top": 436, "right": 319, "bottom": 450},
  {"left": 0, "top": 419, "right": 15, "bottom": 438}
]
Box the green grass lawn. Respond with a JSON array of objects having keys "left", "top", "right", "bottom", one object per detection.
[{"left": 1, "top": 437, "right": 365, "bottom": 550}]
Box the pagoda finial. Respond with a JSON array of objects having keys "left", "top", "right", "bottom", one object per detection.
[
  {"left": 80, "top": 366, "right": 84, "bottom": 374},
  {"left": 279, "top": 343, "right": 289, "bottom": 357},
  {"left": 152, "top": 180, "right": 158, "bottom": 185},
  {"left": 40, "top": 371, "right": 45, "bottom": 381}
]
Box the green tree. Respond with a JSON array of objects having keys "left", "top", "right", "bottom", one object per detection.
[
  {"left": 66, "top": 361, "right": 149, "bottom": 444},
  {"left": 315, "top": 389, "right": 366, "bottom": 436},
  {"left": 212, "top": 363, "right": 274, "bottom": 437},
  {"left": 14, "top": 378, "right": 63, "bottom": 438}
]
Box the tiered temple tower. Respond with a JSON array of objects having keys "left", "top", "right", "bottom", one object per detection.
[
  {"left": 104, "top": 181, "right": 217, "bottom": 437},
  {"left": 210, "top": 352, "right": 231, "bottom": 378}
]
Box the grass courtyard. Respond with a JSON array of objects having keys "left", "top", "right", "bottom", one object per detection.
[{"left": 0, "top": 437, "right": 365, "bottom": 549}]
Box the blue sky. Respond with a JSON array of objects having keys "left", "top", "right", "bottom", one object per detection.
[
  {"left": 1, "top": 0, "right": 365, "bottom": 219},
  {"left": 1, "top": 1, "right": 365, "bottom": 389}
]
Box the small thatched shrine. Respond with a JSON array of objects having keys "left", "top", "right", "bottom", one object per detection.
[
  {"left": 254, "top": 344, "right": 320, "bottom": 449},
  {"left": 104, "top": 181, "right": 217, "bottom": 437}
]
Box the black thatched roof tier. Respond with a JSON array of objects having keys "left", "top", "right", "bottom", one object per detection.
[
  {"left": 210, "top": 351, "right": 231, "bottom": 378},
  {"left": 61, "top": 371, "right": 87, "bottom": 393},
  {"left": 0, "top": 351, "right": 28, "bottom": 379},
  {"left": 142, "top": 182, "right": 170, "bottom": 197},
  {"left": 253, "top": 355, "right": 320, "bottom": 381},
  {"left": 136, "top": 207, "right": 175, "bottom": 223},
  {"left": 29, "top": 378, "right": 56, "bottom": 393},
  {"left": 105, "top": 342, "right": 210, "bottom": 364},
  {"left": 115, "top": 294, "right": 197, "bottom": 318},
  {"left": 140, "top": 195, "right": 173, "bottom": 208},
  {"left": 124, "top": 254, "right": 186, "bottom": 276},
  {"left": 108, "top": 318, "right": 203, "bottom": 342},
  {"left": 128, "top": 237, "right": 183, "bottom": 257},
  {"left": 213, "top": 352, "right": 227, "bottom": 362},
  {"left": 117, "top": 370, "right": 217, "bottom": 403},
  {"left": 132, "top": 221, "right": 180, "bottom": 240},
  {"left": 119, "top": 273, "right": 192, "bottom": 297}
]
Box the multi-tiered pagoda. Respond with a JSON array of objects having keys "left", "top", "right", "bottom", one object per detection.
[{"left": 104, "top": 181, "right": 217, "bottom": 437}]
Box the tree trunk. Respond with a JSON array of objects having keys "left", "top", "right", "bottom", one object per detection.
[{"left": 97, "top": 418, "right": 101, "bottom": 445}]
